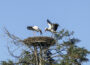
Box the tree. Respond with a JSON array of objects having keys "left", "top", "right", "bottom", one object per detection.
[{"left": 1, "top": 28, "right": 90, "bottom": 65}]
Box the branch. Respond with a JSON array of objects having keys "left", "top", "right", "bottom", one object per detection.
[
  {"left": 3, "top": 27, "right": 23, "bottom": 45},
  {"left": 7, "top": 46, "right": 24, "bottom": 58}
]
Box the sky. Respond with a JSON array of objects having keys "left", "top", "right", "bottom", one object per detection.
[{"left": 0, "top": 0, "right": 90, "bottom": 65}]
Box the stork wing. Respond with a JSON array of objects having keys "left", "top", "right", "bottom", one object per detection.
[
  {"left": 27, "top": 26, "right": 33, "bottom": 30},
  {"left": 47, "top": 19, "right": 52, "bottom": 29},
  {"left": 47, "top": 19, "right": 52, "bottom": 24},
  {"left": 53, "top": 24, "right": 59, "bottom": 31}
]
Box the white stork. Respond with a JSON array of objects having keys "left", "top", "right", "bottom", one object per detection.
[
  {"left": 27, "top": 26, "right": 42, "bottom": 35},
  {"left": 45, "top": 19, "right": 59, "bottom": 33}
]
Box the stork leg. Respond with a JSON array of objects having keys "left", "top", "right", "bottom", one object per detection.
[
  {"left": 33, "top": 31, "right": 36, "bottom": 36},
  {"left": 51, "top": 33, "right": 54, "bottom": 38}
]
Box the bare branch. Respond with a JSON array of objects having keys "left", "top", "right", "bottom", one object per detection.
[
  {"left": 3, "top": 27, "right": 23, "bottom": 45},
  {"left": 7, "top": 46, "right": 24, "bottom": 58}
]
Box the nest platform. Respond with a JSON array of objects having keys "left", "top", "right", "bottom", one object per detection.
[{"left": 23, "top": 36, "right": 56, "bottom": 46}]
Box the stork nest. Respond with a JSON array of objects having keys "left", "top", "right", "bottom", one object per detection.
[{"left": 23, "top": 36, "right": 56, "bottom": 47}]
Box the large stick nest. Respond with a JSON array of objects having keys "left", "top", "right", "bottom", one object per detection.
[
  {"left": 23, "top": 36, "right": 56, "bottom": 46},
  {"left": 4, "top": 28, "right": 56, "bottom": 47}
]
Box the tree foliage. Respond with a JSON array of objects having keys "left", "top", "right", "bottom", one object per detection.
[{"left": 1, "top": 28, "right": 90, "bottom": 65}]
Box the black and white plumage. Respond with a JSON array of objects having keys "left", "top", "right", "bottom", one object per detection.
[
  {"left": 27, "top": 26, "right": 42, "bottom": 35},
  {"left": 45, "top": 19, "right": 59, "bottom": 33}
]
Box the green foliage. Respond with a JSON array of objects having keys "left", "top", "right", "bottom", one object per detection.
[
  {"left": 1, "top": 29, "right": 90, "bottom": 65},
  {"left": 54, "top": 29, "right": 90, "bottom": 65},
  {"left": 19, "top": 51, "right": 35, "bottom": 65},
  {"left": 1, "top": 60, "right": 14, "bottom": 65}
]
